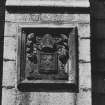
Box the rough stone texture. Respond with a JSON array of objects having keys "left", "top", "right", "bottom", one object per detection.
[
  {"left": 78, "top": 23, "right": 90, "bottom": 38},
  {"left": 2, "top": 5, "right": 91, "bottom": 105},
  {"left": 4, "top": 22, "right": 17, "bottom": 37},
  {"left": 2, "top": 88, "right": 16, "bottom": 105},
  {"left": 2, "top": 61, "right": 17, "bottom": 87},
  {"left": 5, "top": 12, "right": 90, "bottom": 24},
  {"left": 3, "top": 37, "right": 16, "bottom": 60},
  {"left": 6, "top": 0, "right": 89, "bottom": 7},
  {"left": 79, "top": 39, "right": 90, "bottom": 62},
  {"left": 77, "top": 89, "right": 91, "bottom": 105},
  {"left": 29, "top": 93, "right": 76, "bottom": 105},
  {"left": 79, "top": 63, "right": 91, "bottom": 89}
]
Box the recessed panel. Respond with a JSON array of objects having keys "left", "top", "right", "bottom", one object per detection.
[{"left": 18, "top": 27, "right": 78, "bottom": 92}]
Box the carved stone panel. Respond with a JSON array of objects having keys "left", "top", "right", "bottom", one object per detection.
[{"left": 18, "top": 27, "right": 78, "bottom": 92}]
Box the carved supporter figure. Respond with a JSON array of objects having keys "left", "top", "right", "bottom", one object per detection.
[{"left": 26, "top": 33, "right": 37, "bottom": 64}]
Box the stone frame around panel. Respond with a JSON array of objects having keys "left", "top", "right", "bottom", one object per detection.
[{"left": 17, "top": 24, "right": 78, "bottom": 92}]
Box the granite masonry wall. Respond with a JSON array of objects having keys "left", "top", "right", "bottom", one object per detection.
[{"left": 2, "top": 1, "right": 91, "bottom": 105}]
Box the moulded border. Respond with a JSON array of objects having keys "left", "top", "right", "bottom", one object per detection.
[{"left": 17, "top": 24, "right": 79, "bottom": 92}]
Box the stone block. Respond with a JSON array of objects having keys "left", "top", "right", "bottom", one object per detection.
[
  {"left": 77, "top": 14, "right": 90, "bottom": 24},
  {"left": 4, "top": 22, "right": 17, "bottom": 37},
  {"left": 5, "top": 13, "right": 76, "bottom": 24},
  {"left": 2, "top": 61, "right": 17, "bottom": 87},
  {"left": 5, "top": 11, "right": 17, "bottom": 22},
  {"left": 29, "top": 92, "right": 76, "bottom": 105},
  {"left": 13, "top": 91, "right": 76, "bottom": 105},
  {"left": 79, "top": 63, "right": 91, "bottom": 88},
  {"left": 78, "top": 23, "right": 90, "bottom": 38},
  {"left": 79, "top": 39, "right": 90, "bottom": 62},
  {"left": 3, "top": 37, "right": 16, "bottom": 60},
  {"left": 5, "top": 13, "right": 90, "bottom": 24},
  {"left": 15, "top": 91, "right": 31, "bottom": 105},
  {"left": 6, "top": 0, "right": 89, "bottom": 7},
  {"left": 77, "top": 89, "right": 91, "bottom": 105},
  {"left": 2, "top": 88, "right": 16, "bottom": 105},
  {"left": 2, "top": 88, "right": 32, "bottom": 105}
]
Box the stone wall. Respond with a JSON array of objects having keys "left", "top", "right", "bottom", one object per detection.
[{"left": 2, "top": 1, "right": 91, "bottom": 105}]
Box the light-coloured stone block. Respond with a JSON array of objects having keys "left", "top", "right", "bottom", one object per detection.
[
  {"left": 2, "top": 61, "right": 17, "bottom": 87},
  {"left": 29, "top": 92, "right": 76, "bottom": 105},
  {"left": 3, "top": 37, "right": 17, "bottom": 60},
  {"left": 6, "top": 0, "right": 90, "bottom": 7},
  {"left": 4, "top": 22, "right": 17, "bottom": 37},
  {"left": 5, "top": 13, "right": 77, "bottom": 24},
  {"left": 77, "top": 89, "right": 91, "bottom": 105},
  {"left": 5, "top": 13, "right": 90, "bottom": 24},
  {"left": 2, "top": 88, "right": 16, "bottom": 105},
  {"left": 79, "top": 39, "right": 90, "bottom": 62},
  {"left": 2, "top": 88, "right": 32, "bottom": 105},
  {"left": 77, "top": 14, "right": 90, "bottom": 24},
  {"left": 78, "top": 23, "right": 90, "bottom": 38},
  {"left": 4, "top": 8, "right": 91, "bottom": 105},
  {"left": 79, "top": 63, "right": 91, "bottom": 88},
  {"left": 15, "top": 91, "right": 31, "bottom": 105},
  {"left": 5, "top": 11, "right": 17, "bottom": 22}
]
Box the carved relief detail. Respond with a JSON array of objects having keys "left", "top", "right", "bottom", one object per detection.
[{"left": 25, "top": 32, "right": 69, "bottom": 80}]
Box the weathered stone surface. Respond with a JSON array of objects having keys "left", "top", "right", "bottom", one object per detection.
[
  {"left": 3, "top": 6, "right": 91, "bottom": 105},
  {"left": 5, "top": 12, "right": 76, "bottom": 23},
  {"left": 79, "top": 39, "right": 90, "bottom": 62},
  {"left": 4, "top": 22, "right": 17, "bottom": 37},
  {"left": 5, "top": 13, "right": 90, "bottom": 24},
  {"left": 2, "top": 88, "right": 16, "bottom": 105},
  {"left": 77, "top": 14, "right": 90, "bottom": 23},
  {"left": 2, "top": 61, "right": 17, "bottom": 87},
  {"left": 6, "top": 0, "right": 89, "bottom": 7},
  {"left": 79, "top": 63, "right": 91, "bottom": 88},
  {"left": 2, "top": 88, "right": 32, "bottom": 105},
  {"left": 29, "top": 92, "right": 76, "bottom": 105},
  {"left": 3, "top": 37, "right": 16, "bottom": 60},
  {"left": 5, "top": 11, "right": 16, "bottom": 22},
  {"left": 15, "top": 91, "right": 31, "bottom": 105},
  {"left": 77, "top": 89, "right": 91, "bottom": 105},
  {"left": 78, "top": 23, "right": 90, "bottom": 38},
  {"left": 2, "top": 89, "right": 76, "bottom": 105}
]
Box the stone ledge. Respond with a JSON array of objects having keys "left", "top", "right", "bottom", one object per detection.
[{"left": 6, "top": 1, "right": 90, "bottom": 7}]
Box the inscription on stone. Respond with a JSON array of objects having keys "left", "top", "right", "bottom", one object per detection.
[{"left": 23, "top": 14, "right": 75, "bottom": 23}]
